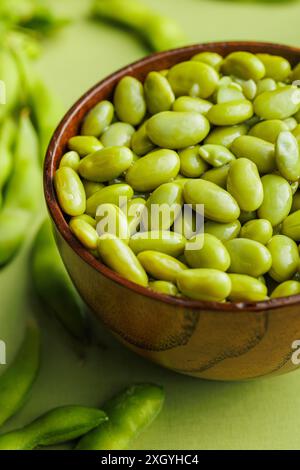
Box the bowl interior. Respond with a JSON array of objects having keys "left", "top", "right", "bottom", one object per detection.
[{"left": 44, "top": 41, "right": 300, "bottom": 312}]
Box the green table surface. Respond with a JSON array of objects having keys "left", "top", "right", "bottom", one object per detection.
[{"left": 1, "top": 0, "right": 300, "bottom": 451}]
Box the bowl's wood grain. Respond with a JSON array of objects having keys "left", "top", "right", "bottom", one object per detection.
[{"left": 45, "top": 42, "right": 300, "bottom": 380}]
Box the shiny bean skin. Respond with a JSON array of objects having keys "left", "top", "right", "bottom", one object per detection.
[
  {"left": 228, "top": 274, "right": 268, "bottom": 302},
  {"left": 177, "top": 269, "right": 231, "bottom": 301},
  {"left": 267, "top": 235, "right": 299, "bottom": 282},
  {"left": 225, "top": 238, "right": 272, "bottom": 277},
  {"left": 227, "top": 158, "right": 263, "bottom": 211},
  {"left": 167, "top": 61, "right": 219, "bottom": 99},
  {"left": 258, "top": 174, "right": 292, "bottom": 226}
]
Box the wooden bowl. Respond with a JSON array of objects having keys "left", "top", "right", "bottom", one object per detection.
[{"left": 44, "top": 41, "right": 300, "bottom": 381}]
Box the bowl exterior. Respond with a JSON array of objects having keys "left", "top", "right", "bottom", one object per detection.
[{"left": 46, "top": 42, "right": 300, "bottom": 381}]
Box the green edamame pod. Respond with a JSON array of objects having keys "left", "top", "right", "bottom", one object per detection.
[
  {"left": 31, "top": 220, "right": 89, "bottom": 342},
  {"left": 114, "top": 76, "right": 146, "bottom": 126},
  {"left": 92, "top": 0, "right": 186, "bottom": 52},
  {"left": 98, "top": 235, "right": 148, "bottom": 286},
  {"left": 0, "top": 118, "right": 16, "bottom": 207},
  {"left": 0, "top": 406, "right": 107, "bottom": 450},
  {"left": 77, "top": 384, "right": 164, "bottom": 450},
  {"left": 0, "top": 47, "right": 20, "bottom": 121},
  {"left": 0, "top": 321, "right": 40, "bottom": 427},
  {"left": 81, "top": 101, "right": 114, "bottom": 137},
  {"left": 275, "top": 131, "right": 300, "bottom": 182},
  {"left": 0, "top": 111, "right": 41, "bottom": 265},
  {"left": 30, "top": 78, "right": 64, "bottom": 161}
]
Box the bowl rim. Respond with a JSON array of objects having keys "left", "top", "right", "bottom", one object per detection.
[{"left": 44, "top": 40, "right": 300, "bottom": 313}]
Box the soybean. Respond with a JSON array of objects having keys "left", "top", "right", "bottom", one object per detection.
[
  {"left": 267, "top": 235, "right": 299, "bottom": 282},
  {"left": 177, "top": 269, "right": 231, "bottom": 302}
]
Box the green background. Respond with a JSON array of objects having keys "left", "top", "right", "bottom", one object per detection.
[{"left": 1, "top": 0, "right": 300, "bottom": 450}]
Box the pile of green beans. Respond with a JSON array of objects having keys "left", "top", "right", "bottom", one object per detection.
[
  {"left": 92, "top": 0, "right": 187, "bottom": 52},
  {"left": 55, "top": 51, "right": 300, "bottom": 303}
]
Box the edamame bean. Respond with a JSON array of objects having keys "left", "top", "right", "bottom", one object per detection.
[
  {"left": 291, "top": 192, "right": 300, "bottom": 213},
  {"left": 32, "top": 220, "right": 88, "bottom": 341},
  {"left": 137, "top": 251, "right": 187, "bottom": 282},
  {"left": 82, "top": 180, "right": 105, "bottom": 199},
  {"left": 207, "top": 100, "right": 253, "bottom": 126},
  {"left": 146, "top": 111, "right": 210, "bottom": 149},
  {"left": 275, "top": 131, "right": 300, "bottom": 181},
  {"left": 125, "top": 149, "right": 180, "bottom": 192},
  {"left": 129, "top": 231, "right": 186, "bottom": 257},
  {"left": 192, "top": 52, "right": 223, "bottom": 71},
  {"left": 267, "top": 235, "right": 299, "bottom": 282},
  {"left": 230, "top": 135, "right": 276, "bottom": 174},
  {"left": 86, "top": 184, "right": 134, "bottom": 216},
  {"left": 131, "top": 121, "right": 156, "bottom": 156},
  {"left": 72, "top": 214, "right": 97, "bottom": 228},
  {"left": 204, "top": 220, "right": 241, "bottom": 241},
  {"left": 216, "top": 83, "right": 245, "bottom": 104},
  {"left": 225, "top": 238, "right": 272, "bottom": 277},
  {"left": 228, "top": 274, "right": 268, "bottom": 302},
  {"left": 202, "top": 164, "right": 230, "bottom": 188},
  {"left": 0, "top": 406, "right": 107, "bottom": 450},
  {"left": 149, "top": 280, "right": 178, "bottom": 296},
  {"left": 204, "top": 124, "right": 248, "bottom": 147},
  {"left": 184, "top": 179, "right": 240, "bottom": 223},
  {"left": 77, "top": 384, "right": 164, "bottom": 450},
  {"left": 81, "top": 101, "right": 114, "bottom": 136},
  {"left": 101, "top": 122, "right": 135, "bottom": 147},
  {"left": 227, "top": 158, "right": 263, "bottom": 211},
  {"left": 254, "top": 86, "right": 300, "bottom": 120},
  {"left": 145, "top": 182, "right": 183, "bottom": 231},
  {"left": 199, "top": 144, "right": 235, "bottom": 167},
  {"left": 167, "top": 61, "right": 219, "bottom": 99},
  {"left": 291, "top": 62, "right": 300, "bottom": 81},
  {"left": 256, "top": 78, "right": 277, "bottom": 96},
  {"left": 258, "top": 174, "right": 292, "bottom": 226},
  {"left": 96, "top": 203, "right": 130, "bottom": 242},
  {"left": 172, "top": 96, "right": 212, "bottom": 115},
  {"left": 283, "top": 117, "right": 298, "bottom": 132},
  {"left": 256, "top": 53, "right": 291, "bottom": 81},
  {"left": 98, "top": 235, "right": 148, "bottom": 286},
  {"left": 221, "top": 51, "right": 265, "bottom": 81},
  {"left": 271, "top": 280, "right": 300, "bottom": 298},
  {"left": 177, "top": 269, "right": 231, "bottom": 301},
  {"left": 59, "top": 151, "right": 80, "bottom": 171},
  {"left": 185, "top": 233, "right": 230, "bottom": 271},
  {"left": 144, "top": 71, "right": 175, "bottom": 114},
  {"left": 70, "top": 217, "right": 99, "bottom": 250},
  {"left": 249, "top": 119, "right": 288, "bottom": 143},
  {"left": 78, "top": 146, "right": 133, "bottom": 183},
  {"left": 54, "top": 167, "right": 86, "bottom": 216},
  {"left": 240, "top": 219, "right": 273, "bottom": 245},
  {"left": 282, "top": 210, "right": 300, "bottom": 241},
  {"left": 0, "top": 321, "right": 40, "bottom": 427},
  {"left": 179, "top": 146, "right": 208, "bottom": 177},
  {"left": 68, "top": 136, "right": 103, "bottom": 156},
  {"left": 122, "top": 197, "right": 147, "bottom": 235},
  {"left": 238, "top": 79, "right": 257, "bottom": 101},
  {"left": 114, "top": 76, "right": 146, "bottom": 126}
]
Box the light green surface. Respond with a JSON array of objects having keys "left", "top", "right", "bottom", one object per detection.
[{"left": 1, "top": 0, "right": 300, "bottom": 450}]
